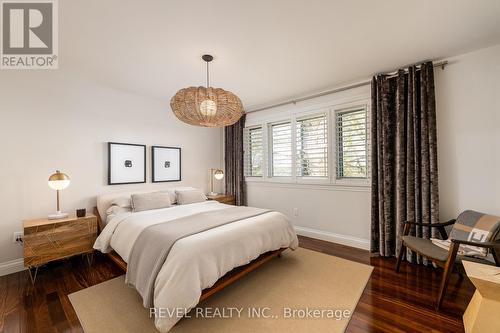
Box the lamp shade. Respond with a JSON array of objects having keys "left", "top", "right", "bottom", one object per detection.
[
  {"left": 170, "top": 55, "right": 244, "bottom": 127},
  {"left": 48, "top": 170, "right": 70, "bottom": 190},
  {"left": 214, "top": 169, "right": 224, "bottom": 180},
  {"left": 170, "top": 86, "right": 243, "bottom": 127}
]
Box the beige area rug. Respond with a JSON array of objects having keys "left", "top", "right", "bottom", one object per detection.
[{"left": 69, "top": 248, "right": 372, "bottom": 333}]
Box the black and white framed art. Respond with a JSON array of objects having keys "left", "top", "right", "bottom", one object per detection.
[
  {"left": 152, "top": 146, "right": 181, "bottom": 182},
  {"left": 108, "top": 142, "right": 146, "bottom": 185}
]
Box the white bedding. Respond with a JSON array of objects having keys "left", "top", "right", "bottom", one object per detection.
[{"left": 94, "top": 201, "right": 298, "bottom": 332}]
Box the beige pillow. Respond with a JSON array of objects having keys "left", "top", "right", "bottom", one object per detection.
[
  {"left": 160, "top": 189, "right": 177, "bottom": 204},
  {"left": 110, "top": 196, "right": 132, "bottom": 209},
  {"left": 106, "top": 205, "right": 131, "bottom": 221},
  {"left": 131, "top": 191, "right": 172, "bottom": 212},
  {"left": 175, "top": 189, "right": 207, "bottom": 205},
  {"left": 159, "top": 187, "right": 197, "bottom": 204}
]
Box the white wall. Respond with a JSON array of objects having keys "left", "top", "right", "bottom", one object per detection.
[
  {"left": 246, "top": 85, "right": 372, "bottom": 249},
  {"left": 0, "top": 68, "right": 223, "bottom": 270},
  {"left": 246, "top": 44, "right": 500, "bottom": 249},
  {"left": 436, "top": 44, "right": 500, "bottom": 219}
]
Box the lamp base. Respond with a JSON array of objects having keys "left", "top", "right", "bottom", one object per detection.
[
  {"left": 48, "top": 211, "right": 68, "bottom": 220},
  {"left": 209, "top": 192, "right": 219, "bottom": 196}
]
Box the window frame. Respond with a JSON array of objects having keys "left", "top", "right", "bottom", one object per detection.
[
  {"left": 243, "top": 98, "right": 370, "bottom": 188},
  {"left": 331, "top": 102, "right": 370, "bottom": 187},
  {"left": 334, "top": 105, "right": 369, "bottom": 181},
  {"left": 268, "top": 120, "right": 293, "bottom": 180},
  {"left": 244, "top": 125, "right": 264, "bottom": 178},
  {"left": 295, "top": 111, "right": 330, "bottom": 182}
]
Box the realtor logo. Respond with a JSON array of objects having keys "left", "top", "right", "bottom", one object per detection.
[{"left": 1, "top": 0, "right": 58, "bottom": 69}]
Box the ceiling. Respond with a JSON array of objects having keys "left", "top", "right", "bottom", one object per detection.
[{"left": 62, "top": 0, "right": 500, "bottom": 111}]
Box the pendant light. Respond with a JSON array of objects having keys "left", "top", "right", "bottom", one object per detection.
[{"left": 170, "top": 55, "right": 243, "bottom": 127}]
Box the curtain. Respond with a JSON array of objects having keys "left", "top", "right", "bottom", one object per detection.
[
  {"left": 224, "top": 114, "right": 246, "bottom": 206},
  {"left": 370, "top": 62, "right": 439, "bottom": 262}
]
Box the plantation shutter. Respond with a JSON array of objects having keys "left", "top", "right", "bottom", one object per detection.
[{"left": 296, "top": 114, "right": 328, "bottom": 177}]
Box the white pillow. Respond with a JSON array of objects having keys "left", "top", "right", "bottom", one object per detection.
[
  {"left": 131, "top": 191, "right": 172, "bottom": 212},
  {"left": 110, "top": 196, "right": 132, "bottom": 209},
  {"left": 106, "top": 205, "right": 131, "bottom": 222},
  {"left": 157, "top": 187, "right": 198, "bottom": 204},
  {"left": 159, "top": 189, "right": 177, "bottom": 204},
  {"left": 175, "top": 189, "right": 207, "bottom": 205}
]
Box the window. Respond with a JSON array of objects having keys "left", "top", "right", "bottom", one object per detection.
[
  {"left": 296, "top": 114, "right": 328, "bottom": 177},
  {"left": 336, "top": 108, "right": 367, "bottom": 179},
  {"left": 270, "top": 122, "right": 292, "bottom": 177},
  {"left": 243, "top": 100, "right": 369, "bottom": 186},
  {"left": 244, "top": 127, "right": 263, "bottom": 176}
]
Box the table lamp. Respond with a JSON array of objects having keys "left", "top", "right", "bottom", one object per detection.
[
  {"left": 48, "top": 170, "right": 70, "bottom": 220},
  {"left": 210, "top": 168, "right": 224, "bottom": 195}
]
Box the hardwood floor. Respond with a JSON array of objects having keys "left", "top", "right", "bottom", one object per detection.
[
  {"left": 0, "top": 236, "right": 474, "bottom": 333},
  {"left": 299, "top": 236, "right": 474, "bottom": 333}
]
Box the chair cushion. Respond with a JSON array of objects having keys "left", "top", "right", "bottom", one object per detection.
[{"left": 402, "top": 236, "right": 449, "bottom": 262}]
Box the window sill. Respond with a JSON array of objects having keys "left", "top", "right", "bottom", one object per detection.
[{"left": 245, "top": 178, "right": 370, "bottom": 192}]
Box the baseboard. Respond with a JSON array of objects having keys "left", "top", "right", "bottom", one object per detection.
[
  {"left": 295, "top": 226, "right": 370, "bottom": 250},
  {"left": 0, "top": 258, "right": 25, "bottom": 277}
]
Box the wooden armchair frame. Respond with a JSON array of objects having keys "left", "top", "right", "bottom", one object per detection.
[{"left": 395, "top": 219, "right": 500, "bottom": 310}]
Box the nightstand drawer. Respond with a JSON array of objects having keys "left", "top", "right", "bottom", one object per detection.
[
  {"left": 216, "top": 197, "right": 236, "bottom": 205},
  {"left": 207, "top": 194, "right": 236, "bottom": 205},
  {"left": 23, "top": 216, "right": 97, "bottom": 267}
]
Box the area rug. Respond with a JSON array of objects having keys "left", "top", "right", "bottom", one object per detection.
[{"left": 69, "top": 248, "right": 372, "bottom": 333}]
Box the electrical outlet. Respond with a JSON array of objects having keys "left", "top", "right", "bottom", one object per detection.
[
  {"left": 13, "top": 231, "right": 23, "bottom": 244},
  {"left": 293, "top": 208, "right": 298, "bottom": 216}
]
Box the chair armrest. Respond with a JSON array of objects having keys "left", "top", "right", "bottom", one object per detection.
[
  {"left": 404, "top": 219, "right": 456, "bottom": 228},
  {"left": 402, "top": 219, "right": 455, "bottom": 238},
  {"left": 451, "top": 239, "right": 500, "bottom": 249}
]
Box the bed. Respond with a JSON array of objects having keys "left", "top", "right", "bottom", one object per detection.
[{"left": 93, "top": 189, "right": 298, "bottom": 332}]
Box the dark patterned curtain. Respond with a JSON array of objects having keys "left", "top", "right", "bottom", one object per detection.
[
  {"left": 370, "top": 62, "right": 439, "bottom": 262},
  {"left": 224, "top": 114, "right": 246, "bottom": 206}
]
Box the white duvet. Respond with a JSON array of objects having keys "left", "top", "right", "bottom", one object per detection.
[{"left": 94, "top": 201, "right": 298, "bottom": 332}]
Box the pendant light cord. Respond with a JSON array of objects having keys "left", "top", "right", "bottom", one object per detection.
[{"left": 206, "top": 61, "right": 210, "bottom": 88}]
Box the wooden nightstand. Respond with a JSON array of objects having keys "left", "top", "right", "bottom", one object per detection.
[
  {"left": 207, "top": 194, "right": 236, "bottom": 205},
  {"left": 23, "top": 214, "right": 98, "bottom": 283}
]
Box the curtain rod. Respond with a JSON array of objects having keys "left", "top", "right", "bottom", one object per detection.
[{"left": 247, "top": 60, "right": 448, "bottom": 113}]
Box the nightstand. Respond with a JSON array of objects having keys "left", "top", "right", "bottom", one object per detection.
[
  {"left": 23, "top": 214, "right": 98, "bottom": 283},
  {"left": 207, "top": 194, "right": 236, "bottom": 205}
]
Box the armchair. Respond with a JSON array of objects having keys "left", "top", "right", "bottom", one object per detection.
[{"left": 395, "top": 211, "right": 500, "bottom": 310}]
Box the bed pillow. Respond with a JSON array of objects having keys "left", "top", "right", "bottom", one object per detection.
[
  {"left": 175, "top": 189, "right": 207, "bottom": 205},
  {"left": 158, "top": 187, "right": 197, "bottom": 204},
  {"left": 106, "top": 205, "right": 131, "bottom": 221},
  {"left": 131, "top": 191, "right": 172, "bottom": 212},
  {"left": 160, "top": 189, "right": 177, "bottom": 205},
  {"left": 110, "top": 196, "right": 132, "bottom": 209}
]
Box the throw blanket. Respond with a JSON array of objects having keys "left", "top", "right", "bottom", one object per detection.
[
  {"left": 431, "top": 238, "right": 489, "bottom": 257},
  {"left": 126, "top": 206, "right": 270, "bottom": 307},
  {"left": 431, "top": 210, "right": 500, "bottom": 258}
]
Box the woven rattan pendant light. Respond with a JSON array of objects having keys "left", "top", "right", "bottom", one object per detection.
[{"left": 170, "top": 55, "right": 243, "bottom": 127}]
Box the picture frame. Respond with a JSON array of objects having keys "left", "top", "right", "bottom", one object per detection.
[
  {"left": 152, "top": 146, "right": 181, "bottom": 182},
  {"left": 108, "top": 142, "right": 146, "bottom": 185}
]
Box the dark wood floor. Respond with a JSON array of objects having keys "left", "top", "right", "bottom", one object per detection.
[
  {"left": 299, "top": 236, "right": 474, "bottom": 333},
  {"left": 0, "top": 236, "right": 474, "bottom": 333}
]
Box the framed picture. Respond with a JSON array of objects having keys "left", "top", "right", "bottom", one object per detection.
[
  {"left": 152, "top": 146, "right": 181, "bottom": 182},
  {"left": 108, "top": 142, "right": 146, "bottom": 185}
]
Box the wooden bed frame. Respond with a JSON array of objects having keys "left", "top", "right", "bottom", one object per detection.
[{"left": 93, "top": 207, "right": 286, "bottom": 302}]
